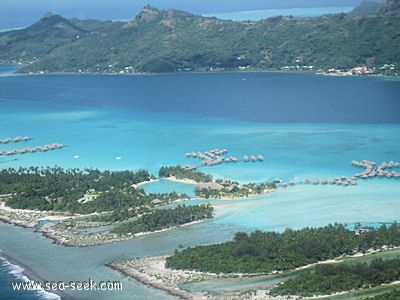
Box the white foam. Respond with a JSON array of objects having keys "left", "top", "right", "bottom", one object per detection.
[{"left": 0, "top": 255, "right": 61, "bottom": 299}]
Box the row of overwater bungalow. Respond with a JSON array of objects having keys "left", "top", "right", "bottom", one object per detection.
[
  {"left": 276, "top": 159, "right": 400, "bottom": 188},
  {"left": 277, "top": 176, "right": 358, "bottom": 188},
  {"left": 0, "top": 143, "right": 64, "bottom": 156},
  {"left": 0, "top": 136, "right": 30, "bottom": 143},
  {"left": 243, "top": 154, "right": 264, "bottom": 162}
]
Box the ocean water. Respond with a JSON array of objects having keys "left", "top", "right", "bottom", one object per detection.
[
  {"left": 0, "top": 255, "right": 60, "bottom": 300},
  {"left": 0, "top": 2, "right": 361, "bottom": 31},
  {"left": 0, "top": 65, "right": 399, "bottom": 299},
  {"left": 203, "top": 6, "right": 354, "bottom": 21}
]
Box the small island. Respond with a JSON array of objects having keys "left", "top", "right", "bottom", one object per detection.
[
  {"left": 110, "top": 223, "right": 400, "bottom": 299},
  {"left": 159, "top": 165, "right": 277, "bottom": 199},
  {"left": 0, "top": 165, "right": 275, "bottom": 246},
  {"left": 0, "top": 166, "right": 214, "bottom": 246}
]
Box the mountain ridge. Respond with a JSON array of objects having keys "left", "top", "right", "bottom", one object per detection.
[{"left": 0, "top": 6, "right": 399, "bottom": 75}]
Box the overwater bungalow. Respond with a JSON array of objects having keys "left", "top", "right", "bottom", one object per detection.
[
  {"left": 257, "top": 154, "right": 264, "bottom": 161},
  {"left": 243, "top": 155, "right": 249, "bottom": 162}
]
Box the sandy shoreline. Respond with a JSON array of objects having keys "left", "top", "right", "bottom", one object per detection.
[
  {"left": 132, "top": 178, "right": 158, "bottom": 188},
  {"left": 163, "top": 176, "right": 198, "bottom": 185}
]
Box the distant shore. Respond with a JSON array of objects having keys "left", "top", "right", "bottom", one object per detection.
[{"left": 4, "top": 63, "right": 398, "bottom": 79}]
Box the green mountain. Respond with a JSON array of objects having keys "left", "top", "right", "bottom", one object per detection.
[
  {"left": 0, "top": 5, "right": 399, "bottom": 74},
  {"left": 378, "top": 0, "right": 400, "bottom": 13}
]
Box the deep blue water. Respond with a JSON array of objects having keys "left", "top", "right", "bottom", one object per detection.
[{"left": 1, "top": 72, "right": 399, "bottom": 124}]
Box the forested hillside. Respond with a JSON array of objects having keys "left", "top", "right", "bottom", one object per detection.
[{"left": 0, "top": 2, "right": 399, "bottom": 75}]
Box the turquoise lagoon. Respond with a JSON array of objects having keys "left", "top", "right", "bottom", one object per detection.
[{"left": 0, "top": 65, "right": 399, "bottom": 299}]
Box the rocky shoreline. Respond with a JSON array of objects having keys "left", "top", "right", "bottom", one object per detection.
[
  {"left": 1, "top": 200, "right": 211, "bottom": 247},
  {"left": 107, "top": 248, "right": 400, "bottom": 300},
  {"left": 107, "top": 255, "right": 293, "bottom": 300},
  {"left": 0, "top": 200, "right": 71, "bottom": 228},
  {"left": 107, "top": 255, "right": 216, "bottom": 300}
]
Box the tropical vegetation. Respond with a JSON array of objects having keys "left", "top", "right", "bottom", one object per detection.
[
  {"left": 0, "top": 1, "right": 399, "bottom": 75},
  {"left": 111, "top": 203, "right": 213, "bottom": 235},
  {"left": 195, "top": 179, "right": 276, "bottom": 199},
  {"left": 159, "top": 165, "right": 213, "bottom": 182},
  {"left": 366, "top": 289, "right": 400, "bottom": 300},
  {"left": 165, "top": 223, "right": 400, "bottom": 273},
  {"left": 0, "top": 166, "right": 183, "bottom": 216},
  {"left": 270, "top": 258, "right": 400, "bottom": 297}
]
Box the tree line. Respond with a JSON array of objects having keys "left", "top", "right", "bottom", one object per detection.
[
  {"left": 270, "top": 258, "right": 400, "bottom": 297},
  {"left": 110, "top": 204, "right": 213, "bottom": 235},
  {"left": 0, "top": 166, "right": 183, "bottom": 217},
  {"left": 159, "top": 165, "right": 213, "bottom": 183},
  {"left": 195, "top": 180, "right": 276, "bottom": 199},
  {"left": 166, "top": 223, "right": 400, "bottom": 274}
]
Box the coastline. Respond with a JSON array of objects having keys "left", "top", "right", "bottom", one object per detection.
[
  {"left": 162, "top": 176, "right": 198, "bottom": 185},
  {"left": 208, "top": 188, "right": 277, "bottom": 201},
  {"left": 34, "top": 216, "right": 209, "bottom": 247},
  {"left": 0, "top": 252, "right": 63, "bottom": 300},
  {"left": 132, "top": 178, "right": 158, "bottom": 188},
  {"left": 107, "top": 255, "right": 219, "bottom": 300},
  {"left": 0, "top": 201, "right": 72, "bottom": 228},
  {"left": 5, "top": 65, "right": 399, "bottom": 80},
  {"left": 107, "top": 247, "right": 400, "bottom": 300}
]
